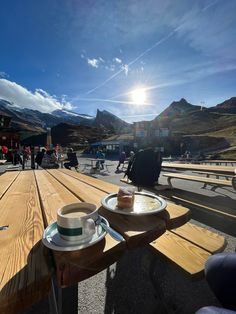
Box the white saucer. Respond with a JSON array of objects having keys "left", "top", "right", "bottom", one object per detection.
[{"left": 42, "top": 216, "right": 108, "bottom": 251}]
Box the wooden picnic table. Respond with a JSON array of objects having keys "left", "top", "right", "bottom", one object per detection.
[
  {"left": 162, "top": 162, "right": 235, "bottom": 176},
  {"left": 0, "top": 169, "right": 189, "bottom": 313},
  {"left": 200, "top": 160, "right": 236, "bottom": 166}
]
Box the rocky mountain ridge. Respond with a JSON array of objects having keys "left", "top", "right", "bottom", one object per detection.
[
  {"left": 1, "top": 97, "right": 236, "bottom": 156},
  {"left": 0, "top": 99, "right": 130, "bottom": 138}
]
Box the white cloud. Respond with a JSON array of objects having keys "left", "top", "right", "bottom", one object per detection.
[
  {"left": 87, "top": 58, "right": 99, "bottom": 68},
  {"left": 0, "top": 71, "right": 8, "bottom": 78},
  {"left": 0, "top": 78, "right": 73, "bottom": 113},
  {"left": 114, "top": 57, "right": 122, "bottom": 64},
  {"left": 121, "top": 64, "right": 129, "bottom": 76}
]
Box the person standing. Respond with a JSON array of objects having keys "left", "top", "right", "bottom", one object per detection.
[
  {"left": 116, "top": 151, "right": 126, "bottom": 170},
  {"left": 96, "top": 149, "right": 105, "bottom": 170}
]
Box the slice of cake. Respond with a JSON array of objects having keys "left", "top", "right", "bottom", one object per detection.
[{"left": 117, "top": 187, "right": 135, "bottom": 209}]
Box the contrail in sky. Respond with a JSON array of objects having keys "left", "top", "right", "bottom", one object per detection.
[
  {"left": 84, "top": 30, "right": 175, "bottom": 95},
  {"left": 77, "top": 97, "right": 153, "bottom": 106},
  {"left": 83, "top": 0, "right": 220, "bottom": 96}
]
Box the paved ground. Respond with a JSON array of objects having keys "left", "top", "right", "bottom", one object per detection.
[{"left": 1, "top": 156, "right": 236, "bottom": 314}]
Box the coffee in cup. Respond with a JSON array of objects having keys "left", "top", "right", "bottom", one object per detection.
[{"left": 57, "top": 203, "right": 98, "bottom": 243}]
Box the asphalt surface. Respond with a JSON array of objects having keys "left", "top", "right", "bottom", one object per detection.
[{"left": 1, "top": 157, "right": 235, "bottom": 314}]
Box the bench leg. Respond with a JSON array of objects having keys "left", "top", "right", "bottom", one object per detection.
[{"left": 167, "top": 177, "right": 173, "bottom": 189}]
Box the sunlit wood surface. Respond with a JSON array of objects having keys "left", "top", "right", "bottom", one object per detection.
[{"left": 0, "top": 169, "right": 190, "bottom": 312}]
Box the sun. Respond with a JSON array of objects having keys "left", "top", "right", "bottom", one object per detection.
[{"left": 131, "top": 88, "right": 146, "bottom": 105}]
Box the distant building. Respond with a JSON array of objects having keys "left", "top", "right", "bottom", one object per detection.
[
  {"left": 0, "top": 111, "right": 20, "bottom": 149},
  {"left": 90, "top": 134, "right": 134, "bottom": 154},
  {"left": 134, "top": 121, "right": 170, "bottom": 140}
]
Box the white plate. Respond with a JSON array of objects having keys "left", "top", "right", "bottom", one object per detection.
[
  {"left": 101, "top": 192, "right": 167, "bottom": 216},
  {"left": 42, "top": 216, "right": 108, "bottom": 251}
]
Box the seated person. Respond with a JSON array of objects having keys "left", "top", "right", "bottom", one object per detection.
[
  {"left": 64, "top": 148, "right": 79, "bottom": 170},
  {"left": 41, "top": 150, "right": 59, "bottom": 169},
  {"left": 96, "top": 149, "right": 105, "bottom": 170},
  {"left": 35, "top": 149, "right": 46, "bottom": 167}
]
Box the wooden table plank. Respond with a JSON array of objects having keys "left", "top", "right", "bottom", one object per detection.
[
  {"left": 0, "top": 171, "right": 20, "bottom": 200},
  {"left": 48, "top": 169, "right": 167, "bottom": 248},
  {"left": 34, "top": 170, "right": 126, "bottom": 285},
  {"left": 150, "top": 231, "right": 211, "bottom": 276},
  {"left": 59, "top": 168, "right": 118, "bottom": 194},
  {"left": 34, "top": 169, "right": 80, "bottom": 225},
  {"left": 162, "top": 162, "right": 235, "bottom": 175},
  {"left": 0, "top": 171, "right": 52, "bottom": 314},
  {"left": 171, "top": 223, "right": 226, "bottom": 254},
  {"left": 47, "top": 169, "right": 109, "bottom": 207}
]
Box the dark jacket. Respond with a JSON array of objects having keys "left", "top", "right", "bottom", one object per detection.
[
  {"left": 66, "top": 152, "right": 78, "bottom": 166},
  {"left": 125, "top": 148, "right": 162, "bottom": 186}
]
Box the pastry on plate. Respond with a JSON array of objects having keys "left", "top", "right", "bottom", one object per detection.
[{"left": 117, "top": 187, "right": 135, "bottom": 209}]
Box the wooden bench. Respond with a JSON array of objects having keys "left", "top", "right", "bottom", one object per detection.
[
  {"left": 192, "top": 171, "right": 233, "bottom": 181},
  {"left": 149, "top": 222, "right": 226, "bottom": 277},
  {"left": 163, "top": 172, "right": 234, "bottom": 190}
]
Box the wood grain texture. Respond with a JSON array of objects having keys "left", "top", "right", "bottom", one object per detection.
[
  {"left": 171, "top": 222, "right": 226, "bottom": 253},
  {"left": 162, "top": 162, "right": 235, "bottom": 175},
  {"left": 0, "top": 171, "right": 52, "bottom": 314},
  {"left": 164, "top": 202, "right": 190, "bottom": 229},
  {"left": 0, "top": 171, "right": 20, "bottom": 199},
  {"left": 149, "top": 231, "right": 211, "bottom": 276},
  {"left": 34, "top": 169, "right": 80, "bottom": 225},
  {"left": 59, "top": 168, "right": 118, "bottom": 193},
  {"left": 47, "top": 169, "right": 107, "bottom": 207}
]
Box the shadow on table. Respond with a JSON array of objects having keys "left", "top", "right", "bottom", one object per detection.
[{"left": 103, "top": 247, "right": 219, "bottom": 314}]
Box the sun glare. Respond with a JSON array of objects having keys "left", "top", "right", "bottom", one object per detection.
[{"left": 131, "top": 88, "right": 146, "bottom": 105}]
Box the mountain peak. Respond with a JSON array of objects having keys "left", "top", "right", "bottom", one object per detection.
[
  {"left": 157, "top": 98, "right": 199, "bottom": 120},
  {"left": 94, "top": 109, "right": 130, "bottom": 133},
  {"left": 169, "top": 98, "right": 192, "bottom": 108}
]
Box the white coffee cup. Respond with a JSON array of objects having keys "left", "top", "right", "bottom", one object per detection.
[{"left": 57, "top": 202, "right": 98, "bottom": 243}]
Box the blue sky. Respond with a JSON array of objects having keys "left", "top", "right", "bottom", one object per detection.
[{"left": 0, "top": 0, "right": 236, "bottom": 122}]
